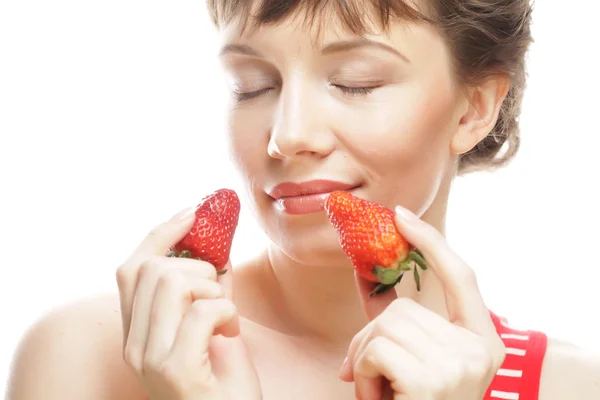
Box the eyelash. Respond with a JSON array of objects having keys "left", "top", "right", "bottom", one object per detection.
[
  {"left": 234, "top": 84, "right": 378, "bottom": 102},
  {"left": 332, "top": 84, "right": 377, "bottom": 97},
  {"left": 234, "top": 88, "right": 273, "bottom": 102}
]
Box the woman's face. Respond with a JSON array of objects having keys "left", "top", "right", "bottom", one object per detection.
[{"left": 218, "top": 10, "right": 468, "bottom": 267}]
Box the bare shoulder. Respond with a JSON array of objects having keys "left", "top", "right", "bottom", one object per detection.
[
  {"left": 539, "top": 337, "right": 600, "bottom": 400},
  {"left": 6, "top": 294, "right": 146, "bottom": 400}
]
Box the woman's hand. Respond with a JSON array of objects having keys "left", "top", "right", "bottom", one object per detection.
[
  {"left": 340, "top": 205, "right": 505, "bottom": 400},
  {"left": 116, "top": 208, "right": 262, "bottom": 400}
]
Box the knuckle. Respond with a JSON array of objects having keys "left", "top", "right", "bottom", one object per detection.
[
  {"left": 200, "top": 280, "right": 225, "bottom": 298},
  {"left": 158, "top": 362, "right": 186, "bottom": 392},
  {"left": 204, "top": 264, "right": 219, "bottom": 281},
  {"left": 190, "top": 299, "right": 209, "bottom": 316},
  {"left": 390, "top": 297, "right": 415, "bottom": 313},
  {"left": 493, "top": 335, "right": 506, "bottom": 354},
  {"left": 366, "top": 336, "right": 387, "bottom": 358},
  {"left": 157, "top": 269, "right": 185, "bottom": 291},
  {"left": 372, "top": 315, "right": 395, "bottom": 338},
  {"left": 360, "top": 337, "right": 389, "bottom": 369},
  {"left": 172, "top": 259, "right": 217, "bottom": 281},
  {"left": 475, "top": 340, "right": 493, "bottom": 362},
  {"left": 372, "top": 318, "right": 387, "bottom": 335},
  {"left": 430, "top": 377, "right": 450, "bottom": 397},
  {"left": 466, "top": 341, "right": 495, "bottom": 378},
  {"left": 189, "top": 298, "right": 236, "bottom": 320},
  {"left": 495, "top": 340, "right": 507, "bottom": 367},
  {"left": 123, "top": 343, "right": 143, "bottom": 372},
  {"left": 142, "top": 355, "right": 160, "bottom": 375},
  {"left": 442, "top": 358, "right": 466, "bottom": 384},
  {"left": 115, "top": 264, "right": 130, "bottom": 288},
  {"left": 190, "top": 260, "right": 218, "bottom": 281},
  {"left": 460, "top": 266, "right": 478, "bottom": 286},
  {"left": 221, "top": 298, "right": 238, "bottom": 316},
  {"left": 139, "top": 256, "right": 162, "bottom": 279},
  {"left": 449, "top": 265, "right": 479, "bottom": 290}
]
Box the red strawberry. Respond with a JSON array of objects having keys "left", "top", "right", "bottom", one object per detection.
[
  {"left": 324, "top": 191, "right": 427, "bottom": 296},
  {"left": 167, "top": 188, "right": 240, "bottom": 273}
]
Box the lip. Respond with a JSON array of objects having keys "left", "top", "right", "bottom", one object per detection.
[
  {"left": 268, "top": 180, "right": 358, "bottom": 199},
  {"left": 267, "top": 180, "right": 359, "bottom": 215}
]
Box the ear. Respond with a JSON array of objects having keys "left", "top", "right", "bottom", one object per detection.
[{"left": 451, "top": 76, "right": 511, "bottom": 155}]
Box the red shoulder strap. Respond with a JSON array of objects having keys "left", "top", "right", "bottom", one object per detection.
[{"left": 484, "top": 311, "right": 548, "bottom": 400}]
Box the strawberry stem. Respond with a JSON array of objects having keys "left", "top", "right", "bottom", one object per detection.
[
  {"left": 373, "top": 265, "right": 403, "bottom": 285},
  {"left": 180, "top": 250, "right": 191, "bottom": 258},
  {"left": 413, "top": 265, "right": 421, "bottom": 291},
  {"left": 408, "top": 250, "right": 428, "bottom": 270},
  {"left": 369, "top": 273, "right": 404, "bottom": 297}
]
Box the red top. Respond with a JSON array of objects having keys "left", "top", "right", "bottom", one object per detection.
[{"left": 484, "top": 311, "right": 548, "bottom": 400}]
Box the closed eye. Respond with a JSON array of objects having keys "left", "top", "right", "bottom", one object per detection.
[
  {"left": 332, "top": 84, "right": 378, "bottom": 97},
  {"left": 234, "top": 87, "right": 274, "bottom": 102}
]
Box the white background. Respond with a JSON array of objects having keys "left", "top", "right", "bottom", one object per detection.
[{"left": 1, "top": 0, "right": 599, "bottom": 395}]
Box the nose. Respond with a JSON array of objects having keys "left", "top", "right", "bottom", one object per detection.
[{"left": 267, "top": 78, "right": 335, "bottom": 160}]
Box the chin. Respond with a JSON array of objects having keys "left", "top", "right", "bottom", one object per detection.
[{"left": 266, "top": 214, "right": 351, "bottom": 268}]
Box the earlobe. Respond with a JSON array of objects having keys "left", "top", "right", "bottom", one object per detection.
[{"left": 450, "top": 76, "right": 511, "bottom": 155}]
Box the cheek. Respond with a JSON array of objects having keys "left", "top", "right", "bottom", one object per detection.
[
  {"left": 333, "top": 76, "right": 458, "bottom": 209},
  {"left": 226, "top": 105, "right": 276, "bottom": 223},
  {"left": 335, "top": 77, "right": 457, "bottom": 150},
  {"left": 226, "top": 105, "right": 271, "bottom": 179}
]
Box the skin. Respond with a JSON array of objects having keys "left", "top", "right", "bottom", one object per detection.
[{"left": 6, "top": 4, "right": 600, "bottom": 400}]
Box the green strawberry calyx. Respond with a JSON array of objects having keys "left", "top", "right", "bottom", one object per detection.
[{"left": 369, "top": 249, "right": 428, "bottom": 297}]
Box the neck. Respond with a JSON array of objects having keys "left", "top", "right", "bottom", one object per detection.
[{"left": 259, "top": 203, "right": 452, "bottom": 349}]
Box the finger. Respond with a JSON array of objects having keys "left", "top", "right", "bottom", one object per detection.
[
  {"left": 394, "top": 205, "right": 495, "bottom": 336},
  {"left": 144, "top": 272, "right": 225, "bottom": 367},
  {"left": 214, "top": 261, "right": 238, "bottom": 337},
  {"left": 385, "top": 298, "right": 467, "bottom": 348},
  {"left": 125, "top": 258, "right": 217, "bottom": 369},
  {"left": 356, "top": 373, "right": 384, "bottom": 400},
  {"left": 341, "top": 299, "right": 446, "bottom": 382},
  {"left": 217, "top": 260, "right": 234, "bottom": 301},
  {"left": 367, "top": 305, "right": 446, "bottom": 365},
  {"left": 167, "top": 298, "right": 239, "bottom": 371},
  {"left": 212, "top": 282, "right": 241, "bottom": 338},
  {"left": 116, "top": 207, "right": 196, "bottom": 342},
  {"left": 355, "top": 270, "right": 398, "bottom": 321},
  {"left": 353, "top": 336, "right": 425, "bottom": 400},
  {"left": 209, "top": 335, "right": 257, "bottom": 384},
  {"left": 340, "top": 321, "right": 370, "bottom": 382}
]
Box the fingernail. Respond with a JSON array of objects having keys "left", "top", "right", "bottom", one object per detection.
[
  {"left": 169, "top": 206, "right": 195, "bottom": 222},
  {"left": 395, "top": 205, "right": 418, "bottom": 223},
  {"left": 339, "top": 357, "right": 349, "bottom": 379}
]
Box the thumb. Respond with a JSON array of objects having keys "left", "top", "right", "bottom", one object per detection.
[
  {"left": 355, "top": 270, "right": 397, "bottom": 321},
  {"left": 126, "top": 206, "right": 197, "bottom": 267},
  {"left": 116, "top": 206, "right": 197, "bottom": 341}
]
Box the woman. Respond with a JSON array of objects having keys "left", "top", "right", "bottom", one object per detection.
[{"left": 7, "top": 0, "right": 600, "bottom": 399}]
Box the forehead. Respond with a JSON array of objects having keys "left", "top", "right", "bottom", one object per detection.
[{"left": 211, "top": 0, "right": 431, "bottom": 42}]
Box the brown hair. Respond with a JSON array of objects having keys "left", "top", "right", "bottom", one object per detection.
[{"left": 206, "top": 0, "right": 534, "bottom": 175}]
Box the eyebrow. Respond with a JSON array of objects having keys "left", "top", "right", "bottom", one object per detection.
[
  {"left": 219, "top": 39, "right": 410, "bottom": 63},
  {"left": 219, "top": 43, "right": 264, "bottom": 58},
  {"left": 321, "top": 39, "right": 411, "bottom": 63}
]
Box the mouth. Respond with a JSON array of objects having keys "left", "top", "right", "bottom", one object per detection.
[{"left": 267, "top": 180, "right": 361, "bottom": 215}]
